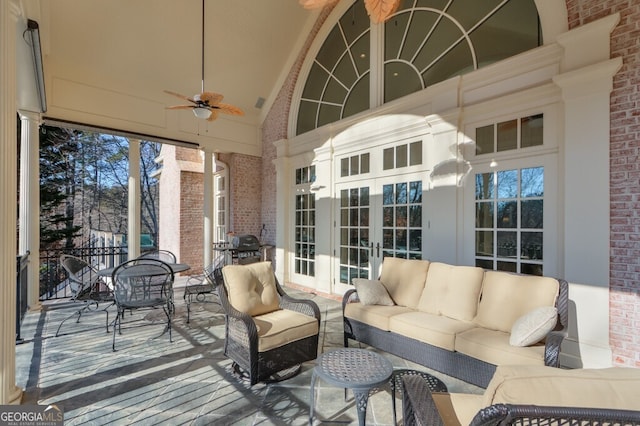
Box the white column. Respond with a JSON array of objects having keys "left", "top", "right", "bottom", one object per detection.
[
  {"left": 273, "top": 139, "right": 291, "bottom": 284},
  {"left": 0, "top": 0, "right": 24, "bottom": 405},
  {"left": 552, "top": 14, "right": 622, "bottom": 368},
  {"left": 311, "top": 145, "right": 333, "bottom": 294},
  {"left": 128, "top": 139, "right": 141, "bottom": 260},
  {"left": 19, "top": 111, "right": 42, "bottom": 311},
  {"left": 202, "top": 149, "right": 214, "bottom": 267}
]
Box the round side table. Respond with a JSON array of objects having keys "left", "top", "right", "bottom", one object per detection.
[{"left": 309, "top": 348, "right": 393, "bottom": 426}]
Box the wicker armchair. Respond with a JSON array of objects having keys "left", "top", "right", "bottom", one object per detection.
[
  {"left": 213, "top": 262, "right": 321, "bottom": 385},
  {"left": 401, "top": 374, "right": 640, "bottom": 426}
]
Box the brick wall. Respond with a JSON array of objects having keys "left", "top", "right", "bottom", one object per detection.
[
  {"left": 219, "top": 153, "right": 263, "bottom": 237},
  {"left": 567, "top": 0, "right": 640, "bottom": 366},
  {"left": 179, "top": 170, "right": 204, "bottom": 274},
  {"left": 260, "top": 6, "right": 336, "bottom": 246}
]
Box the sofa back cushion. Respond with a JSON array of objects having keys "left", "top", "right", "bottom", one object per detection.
[
  {"left": 417, "top": 262, "right": 485, "bottom": 321},
  {"left": 483, "top": 365, "right": 640, "bottom": 411},
  {"left": 379, "top": 257, "right": 430, "bottom": 309},
  {"left": 222, "top": 261, "right": 280, "bottom": 316},
  {"left": 474, "top": 271, "right": 559, "bottom": 333}
]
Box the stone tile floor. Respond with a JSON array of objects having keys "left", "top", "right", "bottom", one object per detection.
[{"left": 16, "top": 281, "right": 481, "bottom": 425}]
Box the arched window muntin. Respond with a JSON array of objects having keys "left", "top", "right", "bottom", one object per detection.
[
  {"left": 297, "top": 1, "right": 371, "bottom": 134},
  {"left": 293, "top": 0, "right": 541, "bottom": 136}
]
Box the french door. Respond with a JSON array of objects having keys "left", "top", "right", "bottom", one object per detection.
[{"left": 334, "top": 174, "right": 425, "bottom": 294}]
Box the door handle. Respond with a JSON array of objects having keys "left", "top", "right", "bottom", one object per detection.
[
  {"left": 369, "top": 242, "right": 374, "bottom": 258},
  {"left": 376, "top": 242, "right": 380, "bottom": 258}
]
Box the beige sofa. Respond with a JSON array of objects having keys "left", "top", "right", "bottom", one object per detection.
[
  {"left": 402, "top": 365, "right": 640, "bottom": 426},
  {"left": 342, "top": 258, "right": 568, "bottom": 387}
]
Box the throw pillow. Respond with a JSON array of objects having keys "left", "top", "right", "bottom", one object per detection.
[
  {"left": 509, "top": 306, "right": 558, "bottom": 346},
  {"left": 353, "top": 278, "right": 395, "bottom": 306}
]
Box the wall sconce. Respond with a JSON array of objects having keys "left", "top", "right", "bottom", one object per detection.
[
  {"left": 310, "top": 185, "right": 325, "bottom": 192},
  {"left": 25, "top": 19, "right": 47, "bottom": 113}
]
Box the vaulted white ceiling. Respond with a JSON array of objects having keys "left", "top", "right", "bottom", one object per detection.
[{"left": 26, "top": 0, "right": 318, "bottom": 155}]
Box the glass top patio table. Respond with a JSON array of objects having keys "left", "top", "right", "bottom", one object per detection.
[{"left": 97, "top": 262, "right": 191, "bottom": 277}]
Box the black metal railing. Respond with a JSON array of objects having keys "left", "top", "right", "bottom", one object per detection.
[
  {"left": 39, "top": 246, "right": 128, "bottom": 300},
  {"left": 16, "top": 252, "right": 29, "bottom": 343}
]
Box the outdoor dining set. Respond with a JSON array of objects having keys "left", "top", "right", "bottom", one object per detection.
[{"left": 55, "top": 249, "right": 195, "bottom": 351}]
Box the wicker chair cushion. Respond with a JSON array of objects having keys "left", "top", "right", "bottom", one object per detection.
[
  {"left": 442, "top": 393, "right": 483, "bottom": 426},
  {"left": 483, "top": 365, "right": 640, "bottom": 411},
  {"left": 222, "top": 261, "right": 279, "bottom": 317},
  {"left": 418, "top": 262, "right": 484, "bottom": 321},
  {"left": 455, "top": 327, "right": 545, "bottom": 366},
  {"left": 389, "top": 311, "right": 476, "bottom": 351},
  {"left": 352, "top": 278, "right": 395, "bottom": 306},
  {"left": 379, "top": 257, "right": 430, "bottom": 309},
  {"left": 253, "top": 309, "right": 319, "bottom": 352},
  {"left": 474, "top": 271, "right": 559, "bottom": 333},
  {"left": 344, "top": 303, "right": 413, "bottom": 331},
  {"left": 509, "top": 306, "right": 557, "bottom": 346}
]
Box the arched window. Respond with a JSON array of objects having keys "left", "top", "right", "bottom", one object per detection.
[{"left": 296, "top": 0, "right": 541, "bottom": 135}]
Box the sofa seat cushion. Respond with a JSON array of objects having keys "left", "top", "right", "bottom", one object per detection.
[
  {"left": 418, "top": 262, "right": 485, "bottom": 321},
  {"left": 253, "top": 309, "right": 319, "bottom": 352},
  {"left": 455, "top": 327, "right": 545, "bottom": 366},
  {"left": 379, "top": 257, "right": 430, "bottom": 309},
  {"left": 474, "top": 271, "right": 559, "bottom": 333},
  {"left": 389, "top": 311, "right": 476, "bottom": 351},
  {"left": 483, "top": 365, "right": 640, "bottom": 411},
  {"left": 344, "top": 303, "right": 414, "bottom": 331}
]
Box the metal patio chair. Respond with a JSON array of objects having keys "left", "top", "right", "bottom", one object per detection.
[
  {"left": 111, "top": 258, "right": 174, "bottom": 351},
  {"left": 138, "top": 249, "right": 177, "bottom": 263},
  {"left": 183, "top": 256, "right": 225, "bottom": 323},
  {"left": 56, "top": 254, "right": 114, "bottom": 337}
]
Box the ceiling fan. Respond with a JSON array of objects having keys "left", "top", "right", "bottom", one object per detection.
[
  {"left": 299, "top": 0, "right": 401, "bottom": 24},
  {"left": 164, "top": 0, "right": 243, "bottom": 121}
]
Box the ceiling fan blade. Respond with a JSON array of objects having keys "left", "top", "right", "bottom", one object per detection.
[
  {"left": 199, "top": 91, "right": 224, "bottom": 105},
  {"left": 299, "top": 0, "right": 338, "bottom": 10},
  {"left": 216, "top": 103, "right": 244, "bottom": 116},
  {"left": 207, "top": 110, "right": 220, "bottom": 122},
  {"left": 164, "top": 90, "right": 197, "bottom": 104},
  {"left": 166, "top": 105, "right": 194, "bottom": 110},
  {"left": 364, "top": 0, "right": 401, "bottom": 23}
]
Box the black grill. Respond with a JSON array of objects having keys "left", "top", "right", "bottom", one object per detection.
[{"left": 232, "top": 234, "right": 260, "bottom": 252}]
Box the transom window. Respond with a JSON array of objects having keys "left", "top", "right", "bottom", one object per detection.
[
  {"left": 383, "top": 141, "right": 422, "bottom": 170},
  {"left": 341, "top": 153, "right": 370, "bottom": 177},
  {"left": 476, "top": 114, "right": 544, "bottom": 155},
  {"left": 296, "top": 0, "right": 541, "bottom": 135}
]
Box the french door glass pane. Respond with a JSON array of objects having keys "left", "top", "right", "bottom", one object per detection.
[{"left": 339, "top": 185, "right": 371, "bottom": 284}]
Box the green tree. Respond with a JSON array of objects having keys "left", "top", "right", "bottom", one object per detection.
[{"left": 39, "top": 126, "right": 82, "bottom": 249}]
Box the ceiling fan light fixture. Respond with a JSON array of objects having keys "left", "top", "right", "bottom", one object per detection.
[{"left": 193, "top": 107, "right": 212, "bottom": 119}]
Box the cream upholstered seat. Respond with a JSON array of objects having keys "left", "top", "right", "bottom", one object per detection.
[
  {"left": 401, "top": 365, "right": 640, "bottom": 426},
  {"left": 213, "top": 261, "right": 320, "bottom": 385}
]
